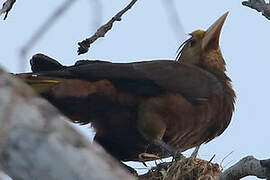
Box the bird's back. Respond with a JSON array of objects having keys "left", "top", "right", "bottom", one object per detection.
[{"left": 16, "top": 53, "right": 234, "bottom": 161}]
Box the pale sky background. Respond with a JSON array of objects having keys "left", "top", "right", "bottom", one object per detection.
[{"left": 0, "top": 0, "right": 270, "bottom": 179}]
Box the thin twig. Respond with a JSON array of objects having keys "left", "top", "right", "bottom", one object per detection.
[
  {"left": 208, "top": 154, "right": 215, "bottom": 163},
  {"left": 77, "top": 0, "right": 138, "bottom": 55},
  {"left": 220, "top": 151, "right": 234, "bottom": 169},
  {"left": 0, "top": 0, "right": 16, "bottom": 20},
  {"left": 20, "top": 0, "right": 77, "bottom": 71},
  {"left": 161, "top": 0, "right": 185, "bottom": 42},
  {"left": 242, "top": 0, "right": 270, "bottom": 20}
]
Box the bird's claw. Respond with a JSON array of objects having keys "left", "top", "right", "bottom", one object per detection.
[
  {"left": 138, "top": 152, "right": 160, "bottom": 162},
  {"left": 138, "top": 152, "right": 160, "bottom": 167}
]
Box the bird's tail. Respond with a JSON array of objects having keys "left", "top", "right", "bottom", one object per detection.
[
  {"left": 15, "top": 54, "right": 66, "bottom": 94},
  {"left": 14, "top": 54, "right": 120, "bottom": 125},
  {"left": 30, "top": 53, "right": 65, "bottom": 73},
  {"left": 15, "top": 54, "right": 70, "bottom": 94},
  {"left": 16, "top": 74, "right": 60, "bottom": 94}
]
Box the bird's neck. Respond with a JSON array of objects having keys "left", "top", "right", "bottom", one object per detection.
[
  {"left": 200, "top": 49, "right": 236, "bottom": 102},
  {"left": 218, "top": 71, "right": 235, "bottom": 102},
  {"left": 200, "top": 59, "right": 235, "bottom": 104}
]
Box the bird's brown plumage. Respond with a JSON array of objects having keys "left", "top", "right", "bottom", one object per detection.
[{"left": 16, "top": 12, "right": 235, "bottom": 161}]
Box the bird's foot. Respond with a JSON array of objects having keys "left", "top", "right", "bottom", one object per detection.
[{"left": 154, "top": 139, "right": 185, "bottom": 160}]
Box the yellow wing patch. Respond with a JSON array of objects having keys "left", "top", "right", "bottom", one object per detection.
[{"left": 26, "top": 79, "right": 60, "bottom": 94}]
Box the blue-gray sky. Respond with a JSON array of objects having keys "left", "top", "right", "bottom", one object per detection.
[{"left": 0, "top": 0, "right": 269, "bottom": 179}]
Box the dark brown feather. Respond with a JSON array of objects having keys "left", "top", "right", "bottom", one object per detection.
[
  {"left": 16, "top": 12, "right": 235, "bottom": 161},
  {"left": 16, "top": 56, "right": 234, "bottom": 161}
]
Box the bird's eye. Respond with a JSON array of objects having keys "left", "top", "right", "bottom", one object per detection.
[{"left": 189, "top": 40, "right": 196, "bottom": 47}]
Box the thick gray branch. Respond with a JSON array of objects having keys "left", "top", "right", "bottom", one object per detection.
[
  {"left": 0, "top": 68, "right": 134, "bottom": 180},
  {"left": 242, "top": 0, "right": 270, "bottom": 20},
  {"left": 77, "top": 0, "right": 138, "bottom": 55},
  {"left": 219, "top": 156, "right": 270, "bottom": 180}
]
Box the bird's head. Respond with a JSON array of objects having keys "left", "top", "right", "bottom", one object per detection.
[{"left": 177, "top": 12, "right": 229, "bottom": 74}]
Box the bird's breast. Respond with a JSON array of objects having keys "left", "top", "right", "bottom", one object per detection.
[{"left": 138, "top": 92, "right": 226, "bottom": 151}]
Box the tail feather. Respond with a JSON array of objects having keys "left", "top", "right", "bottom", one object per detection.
[
  {"left": 16, "top": 73, "right": 121, "bottom": 125},
  {"left": 16, "top": 74, "right": 60, "bottom": 94},
  {"left": 30, "top": 53, "right": 65, "bottom": 73}
]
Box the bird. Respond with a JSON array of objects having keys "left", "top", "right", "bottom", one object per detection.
[{"left": 16, "top": 12, "right": 235, "bottom": 162}]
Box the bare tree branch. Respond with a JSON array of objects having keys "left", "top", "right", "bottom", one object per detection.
[
  {"left": 77, "top": 0, "right": 138, "bottom": 55},
  {"left": 242, "top": 0, "right": 270, "bottom": 20},
  {"left": 161, "top": 0, "right": 185, "bottom": 42},
  {"left": 0, "top": 0, "right": 16, "bottom": 20},
  {"left": 20, "top": 0, "right": 77, "bottom": 71},
  {"left": 218, "top": 156, "right": 270, "bottom": 180},
  {"left": 0, "top": 68, "right": 134, "bottom": 180}
]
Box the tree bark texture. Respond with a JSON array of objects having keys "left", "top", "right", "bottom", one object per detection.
[{"left": 0, "top": 68, "right": 134, "bottom": 180}]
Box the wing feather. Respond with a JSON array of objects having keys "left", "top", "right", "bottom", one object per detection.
[{"left": 32, "top": 60, "right": 223, "bottom": 101}]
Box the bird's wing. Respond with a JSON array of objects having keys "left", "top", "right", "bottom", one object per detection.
[
  {"left": 29, "top": 59, "right": 223, "bottom": 102},
  {"left": 22, "top": 56, "right": 224, "bottom": 103}
]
